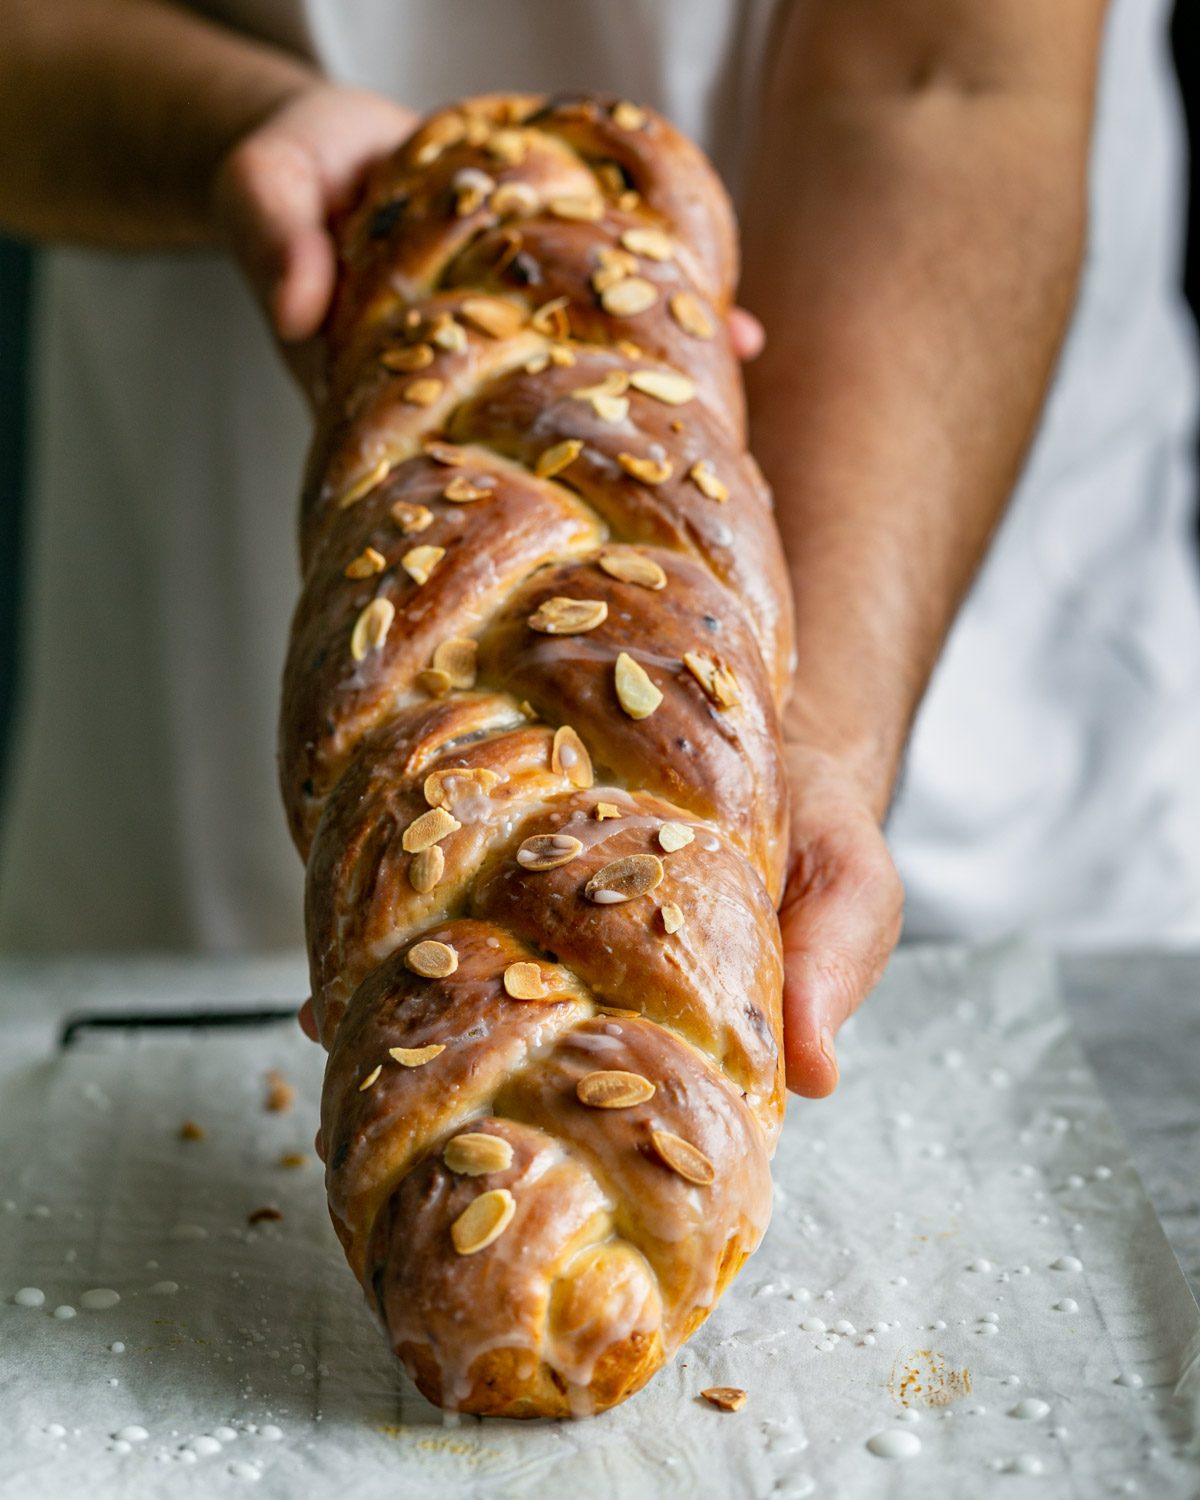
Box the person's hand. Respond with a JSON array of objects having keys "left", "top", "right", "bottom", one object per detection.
[
  {"left": 212, "top": 80, "right": 418, "bottom": 399},
  {"left": 777, "top": 740, "right": 904, "bottom": 1097}
]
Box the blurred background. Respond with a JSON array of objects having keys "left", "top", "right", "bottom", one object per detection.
[{"left": 0, "top": 6, "right": 1198, "bottom": 803}]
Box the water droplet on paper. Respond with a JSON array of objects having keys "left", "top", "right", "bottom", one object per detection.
[
  {"left": 1115, "top": 1373, "right": 1144, "bottom": 1388},
  {"left": 81, "top": 1288, "right": 120, "bottom": 1311},
  {"left": 150, "top": 1281, "right": 179, "bottom": 1296},
  {"left": 228, "top": 1460, "right": 260, "bottom": 1481},
  {"left": 930, "top": 1320, "right": 947, "bottom": 1331},
  {"left": 188, "top": 1436, "right": 222, "bottom": 1457},
  {"left": 1065, "top": 1175, "right": 1085, "bottom": 1190},
  {"left": 1051, "top": 1257, "right": 1082, "bottom": 1273},
  {"left": 115, "top": 1426, "right": 149, "bottom": 1443},
  {"left": 1015, "top": 1266, "right": 1031, "bottom": 1276},
  {"left": 1094, "top": 1165, "right": 1112, "bottom": 1181},
  {"left": 110, "top": 1342, "right": 125, "bottom": 1353},
  {"left": 1010, "top": 1399, "right": 1050, "bottom": 1421},
  {"left": 1053, "top": 1299, "right": 1078, "bottom": 1314},
  {"left": 1001, "top": 1376, "right": 1022, "bottom": 1386},
  {"left": 45, "top": 1423, "right": 66, "bottom": 1438},
  {"left": 866, "top": 1430, "right": 921, "bottom": 1460},
  {"left": 833, "top": 1320, "right": 855, "bottom": 1335},
  {"left": 891, "top": 1276, "right": 908, "bottom": 1287},
  {"left": 13, "top": 1287, "right": 45, "bottom": 1308},
  {"left": 259, "top": 1425, "right": 283, "bottom": 1441},
  {"left": 170, "top": 1224, "right": 207, "bottom": 1241},
  {"left": 966, "top": 1259, "right": 992, "bottom": 1273},
  {"left": 982, "top": 1312, "right": 1000, "bottom": 1323},
  {"left": 800, "top": 1317, "right": 826, "bottom": 1333},
  {"left": 896, "top": 1409, "right": 920, "bottom": 1423},
  {"left": 53, "top": 1305, "right": 76, "bottom": 1320},
  {"left": 1008, "top": 1455, "right": 1044, "bottom": 1475},
  {"left": 214, "top": 1426, "right": 238, "bottom": 1442},
  {"left": 977, "top": 1322, "right": 998, "bottom": 1337}
]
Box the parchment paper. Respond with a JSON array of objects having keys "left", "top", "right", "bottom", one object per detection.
[{"left": 1, "top": 940, "right": 1197, "bottom": 1498}]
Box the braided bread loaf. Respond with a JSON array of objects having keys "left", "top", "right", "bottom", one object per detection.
[{"left": 280, "top": 91, "right": 793, "bottom": 1418}]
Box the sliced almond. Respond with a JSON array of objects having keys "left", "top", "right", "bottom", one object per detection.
[
  {"left": 350, "top": 597, "right": 395, "bottom": 662},
  {"left": 658, "top": 822, "right": 694, "bottom": 853},
  {"left": 428, "top": 316, "right": 468, "bottom": 353},
  {"left": 688, "top": 459, "right": 729, "bottom": 502},
  {"left": 591, "top": 247, "right": 638, "bottom": 294},
  {"left": 453, "top": 167, "right": 495, "bottom": 216},
  {"left": 618, "top": 189, "right": 641, "bottom": 212},
  {"left": 599, "top": 550, "right": 667, "bottom": 590},
  {"left": 491, "top": 181, "right": 540, "bottom": 217},
  {"left": 549, "top": 343, "right": 577, "bottom": 367},
  {"left": 549, "top": 195, "right": 604, "bottom": 222},
  {"left": 701, "top": 1387, "right": 747, "bottom": 1413},
  {"left": 612, "top": 100, "right": 647, "bottom": 131},
  {"left": 534, "top": 438, "right": 584, "bottom": 480},
  {"left": 443, "top": 1133, "right": 514, "bottom": 1176},
  {"left": 404, "top": 940, "right": 458, "bottom": 979},
  {"left": 661, "top": 901, "right": 685, "bottom": 934},
  {"left": 402, "top": 806, "right": 461, "bottom": 853},
  {"left": 552, "top": 725, "right": 593, "bottom": 788},
  {"left": 401, "top": 544, "right": 446, "bottom": 585},
  {"left": 451, "top": 1188, "right": 516, "bottom": 1254},
  {"left": 442, "top": 474, "right": 493, "bottom": 504},
  {"left": 585, "top": 853, "right": 664, "bottom": 904},
  {"left": 432, "top": 636, "right": 477, "bottom": 688},
  {"left": 516, "top": 833, "right": 584, "bottom": 871},
  {"left": 358, "top": 1064, "right": 382, "bottom": 1092},
  {"left": 572, "top": 370, "right": 630, "bottom": 401},
  {"left": 524, "top": 352, "right": 550, "bottom": 375},
  {"left": 615, "top": 651, "right": 663, "bottom": 720},
  {"left": 503, "top": 961, "right": 548, "bottom": 1000},
  {"left": 531, "top": 296, "right": 571, "bottom": 338},
  {"left": 344, "top": 546, "right": 387, "bottom": 579},
  {"left": 620, "top": 227, "right": 673, "bottom": 261},
  {"left": 683, "top": 651, "right": 742, "bottom": 708},
  {"left": 669, "top": 291, "right": 715, "bottom": 339},
  {"left": 389, "top": 1043, "right": 446, "bottom": 1067},
  {"left": 528, "top": 596, "right": 608, "bottom": 635},
  {"left": 575, "top": 1070, "right": 656, "bottom": 1109},
  {"left": 629, "top": 369, "right": 695, "bottom": 406},
  {"left": 617, "top": 451, "right": 673, "bottom": 485},
  {"left": 601, "top": 277, "right": 658, "bottom": 317},
  {"left": 337, "top": 457, "right": 393, "bottom": 510},
  {"left": 391, "top": 500, "right": 434, "bottom": 534},
  {"left": 460, "top": 296, "right": 526, "bottom": 339},
  {"left": 415, "top": 667, "right": 453, "bottom": 699},
  {"left": 403, "top": 378, "right": 444, "bottom": 407},
  {"left": 486, "top": 128, "right": 527, "bottom": 165},
  {"left": 596, "top": 162, "right": 626, "bottom": 197},
  {"left": 592, "top": 393, "right": 630, "bottom": 423},
  {"left": 596, "top": 1004, "right": 640, "bottom": 1019},
  {"left": 594, "top": 802, "right": 621, "bottom": 821},
  {"left": 424, "top": 766, "right": 500, "bottom": 810},
  {"left": 651, "top": 1129, "right": 715, "bottom": 1185},
  {"left": 380, "top": 343, "right": 434, "bottom": 373},
  {"left": 424, "top": 440, "right": 468, "bottom": 466},
  {"left": 409, "top": 844, "right": 445, "bottom": 893}
]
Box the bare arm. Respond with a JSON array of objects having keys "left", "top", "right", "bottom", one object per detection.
[{"left": 741, "top": 0, "right": 1108, "bottom": 1092}]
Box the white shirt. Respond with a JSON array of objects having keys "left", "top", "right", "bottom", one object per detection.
[{"left": 2, "top": 0, "right": 1198, "bottom": 951}]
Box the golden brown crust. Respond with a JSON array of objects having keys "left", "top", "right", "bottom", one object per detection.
[{"left": 281, "top": 91, "right": 792, "bottom": 1417}]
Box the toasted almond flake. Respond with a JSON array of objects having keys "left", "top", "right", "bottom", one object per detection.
[
  {"left": 453, "top": 170, "right": 495, "bottom": 217},
  {"left": 391, "top": 500, "right": 434, "bottom": 534},
  {"left": 651, "top": 1129, "right": 715, "bottom": 1185},
  {"left": 598, "top": 550, "right": 667, "bottom": 589},
  {"left": 264, "top": 1071, "right": 295, "bottom": 1112},
  {"left": 503, "top": 961, "right": 548, "bottom": 1000},
  {"left": 490, "top": 181, "right": 539, "bottom": 216},
  {"left": 524, "top": 352, "right": 550, "bottom": 374},
  {"left": 661, "top": 901, "right": 685, "bottom": 934},
  {"left": 179, "top": 1120, "right": 205, "bottom": 1141},
  {"left": 528, "top": 596, "right": 608, "bottom": 635},
  {"left": 248, "top": 1205, "right": 283, "bottom": 1224},
  {"left": 683, "top": 651, "right": 742, "bottom": 708},
  {"left": 601, "top": 277, "right": 658, "bottom": 317},
  {"left": 670, "top": 419, "right": 684, "bottom": 432},
  {"left": 380, "top": 343, "right": 434, "bottom": 373},
  {"left": 404, "top": 378, "right": 444, "bottom": 407},
  {"left": 591, "top": 247, "right": 638, "bottom": 294},
  {"left": 462, "top": 115, "right": 490, "bottom": 146},
  {"left": 451, "top": 1188, "right": 516, "bottom": 1254},
  {"left": 405, "top": 940, "right": 459, "bottom": 978},
  {"left": 688, "top": 459, "right": 730, "bottom": 502},
  {"left": 409, "top": 844, "right": 445, "bottom": 892},
  {"left": 613, "top": 100, "right": 647, "bottom": 130},
  {"left": 596, "top": 1004, "right": 640, "bottom": 1019},
  {"left": 620, "top": 227, "right": 674, "bottom": 261},
  {"left": 551, "top": 725, "right": 594, "bottom": 788},
  {"left": 415, "top": 667, "right": 453, "bottom": 698},
  {"left": 572, "top": 370, "right": 630, "bottom": 401},
  {"left": 424, "top": 766, "right": 501, "bottom": 809},
  {"left": 402, "top": 806, "right": 461, "bottom": 853},
  {"left": 460, "top": 296, "right": 527, "bottom": 339},
  {"left": 516, "top": 833, "right": 584, "bottom": 871},
  {"left": 592, "top": 393, "right": 630, "bottom": 423},
  {"left": 401, "top": 544, "right": 445, "bottom": 585},
  {"left": 576, "top": 1070, "right": 656, "bottom": 1108},
  {"left": 428, "top": 315, "right": 468, "bottom": 353},
  {"left": 531, "top": 296, "right": 571, "bottom": 337},
  {"left": 617, "top": 451, "right": 673, "bottom": 485},
  {"left": 442, "top": 474, "right": 493, "bottom": 503},
  {"left": 278, "top": 1152, "right": 308, "bottom": 1169},
  {"left": 669, "top": 291, "right": 715, "bottom": 339},
  {"left": 518, "top": 699, "right": 538, "bottom": 720},
  {"left": 344, "top": 546, "right": 386, "bottom": 579},
  {"left": 658, "top": 821, "right": 695, "bottom": 852},
  {"left": 596, "top": 162, "right": 626, "bottom": 196},
  {"left": 594, "top": 802, "right": 621, "bottom": 820},
  {"left": 486, "top": 128, "right": 527, "bottom": 164},
  {"left": 618, "top": 189, "right": 641, "bottom": 212},
  {"left": 337, "top": 457, "right": 393, "bottom": 510},
  {"left": 534, "top": 438, "right": 584, "bottom": 479},
  {"left": 549, "top": 343, "right": 577, "bottom": 367},
  {"left": 405, "top": 309, "right": 423, "bottom": 328},
  {"left": 350, "top": 597, "right": 395, "bottom": 662},
  {"left": 585, "top": 852, "right": 664, "bottom": 903},
  {"left": 424, "top": 440, "right": 467, "bottom": 466},
  {"left": 443, "top": 1133, "right": 514, "bottom": 1176},
  {"left": 615, "top": 651, "right": 663, "bottom": 719},
  {"left": 358, "top": 1064, "right": 382, "bottom": 1092},
  {"left": 432, "top": 636, "right": 477, "bottom": 687},
  {"left": 629, "top": 369, "right": 695, "bottom": 405},
  {"left": 701, "top": 1387, "right": 747, "bottom": 1412},
  {"left": 389, "top": 1043, "right": 446, "bottom": 1067},
  {"left": 413, "top": 112, "right": 465, "bottom": 164},
  {"left": 549, "top": 195, "right": 604, "bottom": 222}
]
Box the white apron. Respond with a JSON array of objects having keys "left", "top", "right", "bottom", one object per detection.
[{"left": 2, "top": 0, "right": 1198, "bottom": 951}]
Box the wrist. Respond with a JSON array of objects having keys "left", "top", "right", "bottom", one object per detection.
[{"left": 781, "top": 682, "right": 910, "bottom": 825}]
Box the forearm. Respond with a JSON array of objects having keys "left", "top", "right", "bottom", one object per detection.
[
  {"left": 0, "top": 0, "right": 318, "bottom": 247},
  {"left": 741, "top": 4, "right": 1104, "bottom": 818}
]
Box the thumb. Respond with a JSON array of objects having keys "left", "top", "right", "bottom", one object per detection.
[{"left": 213, "top": 132, "right": 336, "bottom": 343}]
